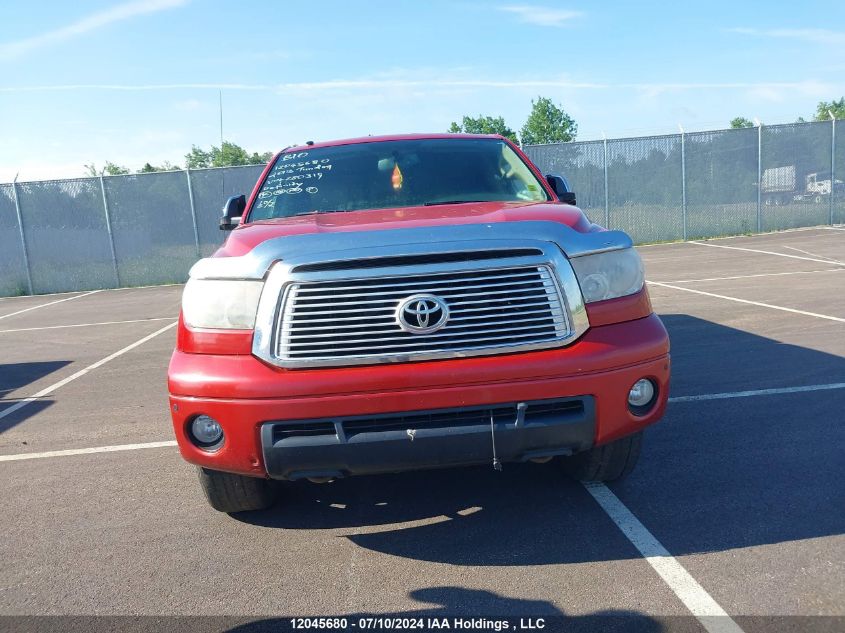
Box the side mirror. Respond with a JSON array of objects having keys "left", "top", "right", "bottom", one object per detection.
[
  {"left": 220, "top": 194, "right": 246, "bottom": 231},
  {"left": 546, "top": 174, "right": 577, "bottom": 206}
]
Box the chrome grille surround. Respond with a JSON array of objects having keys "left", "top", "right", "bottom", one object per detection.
[{"left": 252, "top": 241, "right": 589, "bottom": 368}]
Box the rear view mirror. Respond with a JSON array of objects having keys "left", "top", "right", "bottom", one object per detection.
[
  {"left": 546, "top": 174, "right": 577, "bottom": 206},
  {"left": 220, "top": 195, "right": 246, "bottom": 231}
]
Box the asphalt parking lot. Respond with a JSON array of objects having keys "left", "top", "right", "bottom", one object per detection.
[{"left": 1, "top": 227, "right": 843, "bottom": 632}]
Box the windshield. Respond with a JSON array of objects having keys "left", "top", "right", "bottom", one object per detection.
[{"left": 248, "top": 138, "right": 550, "bottom": 221}]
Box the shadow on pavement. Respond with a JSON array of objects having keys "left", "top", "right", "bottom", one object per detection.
[
  {"left": 235, "top": 314, "right": 845, "bottom": 566},
  {"left": 0, "top": 361, "right": 68, "bottom": 434},
  {"left": 0, "top": 361, "right": 70, "bottom": 397}
]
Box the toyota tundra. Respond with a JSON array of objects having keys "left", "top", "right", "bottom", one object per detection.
[{"left": 168, "top": 134, "right": 670, "bottom": 513}]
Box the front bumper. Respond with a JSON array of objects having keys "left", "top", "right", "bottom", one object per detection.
[
  {"left": 169, "top": 314, "right": 670, "bottom": 478},
  {"left": 260, "top": 396, "right": 595, "bottom": 480}
]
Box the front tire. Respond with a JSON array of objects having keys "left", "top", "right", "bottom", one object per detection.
[
  {"left": 560, "top": 432, "right": 642, "bottom": 482},
  {"left": 197, "top": 467, "right": 275, "bottom": 513}
]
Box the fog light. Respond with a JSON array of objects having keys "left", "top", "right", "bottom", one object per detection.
[
  {"left": 628, "top": 379, "right": 656, "bottom": 413},
  {"left": 190, "top": 415, "right": 223, "bottom": 448}
]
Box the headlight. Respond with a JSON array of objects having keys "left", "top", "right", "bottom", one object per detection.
[
  {"left": 182, "top": 279, "right": 264, "bottom": 329},
  {"left": 570, "top": 248, "right": 644, "bottom": 303}
]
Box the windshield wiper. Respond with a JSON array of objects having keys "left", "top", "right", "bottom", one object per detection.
[
  {"left": 423, "top": 200, "right": 486, "bottom": 206},
  {"left": 293, "top": 210, "right": 323, "bottom": 216}
]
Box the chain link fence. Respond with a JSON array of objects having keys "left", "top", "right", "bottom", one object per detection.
[
  {"left": 1, "top": 120, "right": 842, "bottom": 296},
  {"left": 525, "top": 119, "right": 842, "bottom": 244},
  {"left": 0, "top": 164, "right": 265, "bottom": 296}
]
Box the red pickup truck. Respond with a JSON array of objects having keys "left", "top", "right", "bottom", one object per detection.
[{"left": 168, "top": 134, "right": 670, "bottom": 513}]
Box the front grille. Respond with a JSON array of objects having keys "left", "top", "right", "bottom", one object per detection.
[
  {"left": 274, "top": 265, "right": 570, "bottom": 366},
  {"left": 268, "top": 397, "right": 587, "bottom": 444}
]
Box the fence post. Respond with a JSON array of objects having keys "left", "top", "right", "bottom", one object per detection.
[
  {"left": 185, "top": 168, "right": 201, "bottom": 258},
  {"left": 679, "top": 125, "right": 687, "bottom": 240},
  {"left": 603, "top": 135, "right": 610, "bottom": 227},
  {"left": 11, "top": 177, "right": 34, "bottom": 295},
  {"left": 830, "top": 112, "right": 836, "bottom": 226},
  {"left": 99, "top": 175, "right": 121, "bottom": 288},
  {"left": 756, "top": 121, "right": 763, "bottom": 233}
]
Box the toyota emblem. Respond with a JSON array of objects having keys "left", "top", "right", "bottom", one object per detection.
[{"left": 396, "top": 294, "right": 450, "bottom": 334}]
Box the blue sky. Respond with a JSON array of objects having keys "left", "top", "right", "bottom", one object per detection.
[{"left": 1, "top": 0, "right": 843, "bottom": 181}]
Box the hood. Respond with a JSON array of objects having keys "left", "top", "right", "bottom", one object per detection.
[{"left": 216, "top": 201, "right": 597, "bottom": 257}]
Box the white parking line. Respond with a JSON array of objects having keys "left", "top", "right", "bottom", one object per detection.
[
  {"left": 670, "top": 382, "right": 845, "bottom": 402},
  {"left": 0, "top": 317, "right": 173, "bottom": 334},
  {"left": 689, "top": 241, "right": 845, "bottom": 267},
  {"left": 648, "top": 281, "right": 845, "bottom": 323},
  {"left": 657, "top": 268, "right": 842, "bottom": 284},
  {"left": 0, "top": 321, "right": 177, "bottom": 422},
  {"left": 782, "top": 245, "right": 843, "bottom": 264},
  {"left": 0, "top": 289, "right": 102, "bottom": 321},
  {"left": 584, "top": 482, "right": 744, "bottom": 633},
  {"left": 0, "top": 441, "right": 178, "bottom": 463}
]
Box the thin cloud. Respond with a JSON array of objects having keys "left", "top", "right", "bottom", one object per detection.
[
  {"left": 498, "top": 5, "right": 583, "bottom": 27},
  {"left": 0, "top": 0, "right": 190, "bottom": 61},
  {"left": 0, "top": 79, "right": 835, "bottom": 93},
  {"left": 726, "top": 27, "right": 845, "bottom": 46}
]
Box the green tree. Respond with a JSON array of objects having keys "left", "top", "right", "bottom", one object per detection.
[
  {"left": 184, "top": 145, "right": 212, "bottom": 169},
  {"left": 139, "top": 161, "right": 181, "bottom": 173},
  {"left": 83, "top": 161, "right": 130, "bottom": 176},
  {"left": 185, "top": 141, "right": 271, "bottom": 168},
  {"left": 448, "top": 115, "right": 518, "bottom": 143},
  {"left": 250, "top": 151, "right": 274, "bottom": 163},
  {"left": 730, "top": 117, "right": 755, "bottom": 129},
  {"left": 519, "top": 96, "right": 577, "bottom": 145},
  {"left": 813, "top": 97, "right": 845, "bottom": 121}
]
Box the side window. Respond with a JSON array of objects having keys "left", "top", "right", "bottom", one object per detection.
[{"left": 500, "top": 145, "right": 547, "bottom": 201}]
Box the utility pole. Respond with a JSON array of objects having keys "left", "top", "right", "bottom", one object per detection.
[
  {"left": 830, "top": 110, "right": 836, "bottom": 226},
  {"left": 679, "top": 124, "right": 687, "bottom": 240},
  {"left": 755, "top": 118, "right": 763, "bottom": 233},
  {"left": 219, "top": 90, "right": 224, "bottom": 147},
  {"left": 602, "top": 131, "right": 609, "bottom": 227}
]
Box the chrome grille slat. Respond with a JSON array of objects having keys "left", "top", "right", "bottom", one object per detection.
[
  {"left": 294, "top": 272, "right": 546, "bottom": 295},
  {"left": 286, "top": 313, "right": 566, "bottom": 333},
  {"left": 292, "top": 270, "right": 545, "bottom": 293},
  {"left": 285, "top": 331, "right": 560, "bottom": 356},
  {"left": 278, "top": 305, "right": 560, "bottom": 328},
  {"left": 293, "top": 290, "right": 552, "bottom": 308},
  {"left": 274, "top": 263, "right": 572, "bottom": 366},
  {"left": 285, "top": 322, "right": 560, "bottom": 345},
  {"left": 292, "top": 281, "right": 555, "bottom": 306},
  {"left": 290, "top": 297, "right": 557, "bottom": 316}
]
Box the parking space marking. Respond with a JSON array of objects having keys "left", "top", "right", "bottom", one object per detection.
[
  {"left": 0, "top": 317, "right": 173, "bottom": 334},
  {"left": 0, "top": 440, "right": 178, "bottom": 463},
  {"left": 0, "top": 289, "right": 102, "bottom": 320},
  {"left": 648, "top": 281, "right": 845, "bottom": 323},
  {"left": 657, "top": 268, "right": 842, "bottom": 284},
  {"left": 0, "top": 321, "right": 177, "bottom": 422},
  {"left": 689, "top": 241, "right": 845, "bottom": 267},
  {"left": 670, "top": 382, "right": 845, "bottom": 402},
  {"left": 782, "top": 245, "right": 843, "bottom": 263},
  {"left": 584, "top": 482, "right": 744, "bottom": 633}
]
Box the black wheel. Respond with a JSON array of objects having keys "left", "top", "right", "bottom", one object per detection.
[
  {"left": 197, "top": 467, "right": 275, "bottom": 513},
  {"left": 560, "top": 432, "right": 642, "bottom": 482}
]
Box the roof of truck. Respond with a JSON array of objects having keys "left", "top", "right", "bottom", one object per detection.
[{"left": 284, "top": 133, "right": 506, "bottom": 153}]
